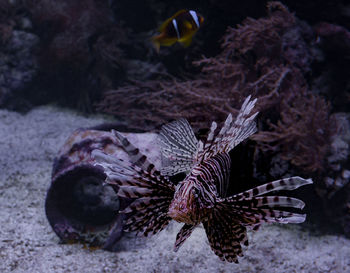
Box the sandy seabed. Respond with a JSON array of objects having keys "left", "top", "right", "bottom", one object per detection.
[{"left": 0, "top": 105, "right": 350, "bottom": 273}]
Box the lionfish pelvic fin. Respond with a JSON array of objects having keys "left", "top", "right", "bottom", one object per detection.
[
  {"left": 92, "top": 132, "right": 176, "bottom": 236},
  {"left": 203, "top": 207, "right": 248, "bottom": 263},
  {"left": 174, "top": 224, "right": 196, "bottom": 252},
  {"left": 159, "top": 118, "right": 199, "bottom": 176}
]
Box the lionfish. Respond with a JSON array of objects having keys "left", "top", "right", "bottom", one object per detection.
[{"left": 92, "top": 96, "right": 312, "bottom": 263}]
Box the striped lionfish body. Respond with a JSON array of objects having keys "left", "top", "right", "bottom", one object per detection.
[
  {"left": 168, "top": 153, "right": 231, "bottom": 225},
  {"left": 93, "top": 96, "right": 313, "bottom": 263}
]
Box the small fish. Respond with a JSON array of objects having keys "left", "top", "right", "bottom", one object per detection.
[
  {"left": 151, "top": 9, "right": 204, "bottom": 52},
  {"left": 93, "top": 96, "right": 313, "bottom": 263}
]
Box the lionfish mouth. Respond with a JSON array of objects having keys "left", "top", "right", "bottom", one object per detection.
[{"left": 168, "top": 207, "right": 195, "bottom": 225}]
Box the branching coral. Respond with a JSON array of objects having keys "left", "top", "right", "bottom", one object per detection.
[
  {"left": 252, "top": 92, "right": 333, "bottom": 172},
  {"left": 98, "top": 3, "right": 297, "bottom": 127},
  {"left": 97, "top": 2, "right": 332, "bottom": 173}
]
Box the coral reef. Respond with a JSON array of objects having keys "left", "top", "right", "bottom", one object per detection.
[
  {"left": 312, "top": 22, "right": 350, "bottom": 112},
  {"left": 1, "top": 0, "right": 348, "bottom": 114},
  {"left": 98, "top": 3, "right": 298, "bottom": 129},
  {"left": 0, "top": 30, "right": 39, "bottom": 108},
  {"left": 0, "top": 0, "right": 146, "bottom": 111},
  {"left": 252, "top": 93, "right": 333, "bottom": 173},
  {"left": 97, "top": 2, "right": 331, "bottom": 173},
  {"left": 0, "top": 1, "right": 39, "bottom": 109},
  {"left": 311, "top": 113, "right": 350, "bottom": 236},
  {"left": 31, "top": 0, "right": 131, "bottom": 110}
]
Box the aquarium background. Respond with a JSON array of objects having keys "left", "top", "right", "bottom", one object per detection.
[{"left": 0, "top": 0, "right": 350, "bottom": 272}]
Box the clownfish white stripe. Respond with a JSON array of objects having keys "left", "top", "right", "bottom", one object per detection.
[
  {"left": 189, "top": 10, "right": 200, "bottom": 28},
  {"left": 172, "top": 19, "right": 180, "bottom": 39}
]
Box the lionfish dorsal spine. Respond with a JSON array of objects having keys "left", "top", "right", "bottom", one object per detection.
[
  {"left": 197, "top": 95, "right": 259, "bottom": 161},
  {"left": 174, "top": 224, "right": 196, "bottom": 251}
]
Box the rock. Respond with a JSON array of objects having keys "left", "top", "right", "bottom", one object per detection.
[{"left": 0, "top": 30, "right": 39, "bottom": 108}]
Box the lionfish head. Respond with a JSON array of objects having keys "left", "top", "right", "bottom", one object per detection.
[{"left": 168, "top": 181, "right": 212, "bottom": 225}]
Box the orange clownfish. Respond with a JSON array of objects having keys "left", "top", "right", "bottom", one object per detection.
[{"left": 151, "top": 9, "right": 204, "bottom": 52}]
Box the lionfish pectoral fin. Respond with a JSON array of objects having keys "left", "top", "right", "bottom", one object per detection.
[
  {"left": 174, "top": 224, "right": 196, "bottom": 252},
  {"left": 222, "top": 176, "right": 313, "bottom": 227},
  {"left": 228, "top": 176, "right": 313, "bottom": 202},
  {"left": 92, "top": 141, "right": 175, "bottom": 236},
  {"left": 158, "top": 118, "right": 199, "bottom": 176},
  {"left": 112, "top": 130, "right": 158, "bottom": 174},
  {"left": 203, "top": 209, "right": 248, "bottom": 263},
  {"left": 92, "top": 149, "right": 136, "bottom": 184}
]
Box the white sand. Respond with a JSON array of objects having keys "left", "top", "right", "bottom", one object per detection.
[{"left": 1, "top": 105, "right": 350, "bottom": 273}]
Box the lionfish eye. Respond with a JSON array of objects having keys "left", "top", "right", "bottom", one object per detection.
[{"left": 192, "top": 187, "right": 199, "bottom": 198}]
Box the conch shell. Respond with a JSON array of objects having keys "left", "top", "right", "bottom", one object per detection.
[{"left": 45, "top": 124, "right": 161, "bottom": 250}]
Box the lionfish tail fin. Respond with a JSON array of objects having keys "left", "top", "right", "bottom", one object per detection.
[
  {"left": 159, "top": 118, "right": 199, "bottom": 176},
  {"left": 221, "top": 176, "right": 313, "bottom": 228},
  {"left": 174, "top": 224, "right": 196, "bottom": 252},
  {"left": 92, "top": 144, "right": 175, "bottom": 236},
  {"left": 198, "top": 95, "right": 259, "bottom": 160},
  {"left": 204, "top": 208, "right": 248, "bottom": 263}
]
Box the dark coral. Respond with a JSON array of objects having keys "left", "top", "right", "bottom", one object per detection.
[
  {"left": 0, "top": 0, "right": 16, "bottom": 44},
  {"left": 312, "top": 22, "right": 350, "bottom": 113},
  {"left": 0, "top": 1, "right": 39, "bottom": 109},
  {"left": 97, "top": 2, "right": 332, "bottom": 174},
  {"left": 252, "top": 92, "right": 333, "bottom": 173},
  {"left": 98, "top": 3, "right": 296, "bottom": 127},
  {"left": 19, "top": 0, "right": 131, "bottom": 111}
]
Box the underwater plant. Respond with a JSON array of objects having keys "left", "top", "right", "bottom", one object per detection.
[
  {"left": 252, "top": 92, "right": 333, "bottom": 173},
  {"left": 97, "top": 2, "right": 332, "bottom": 174},
  {"left": 93, "top": 96, "right": 312, "bottom": 263},
  {"left": 97, "top": 2, "right": 294, "bottom": 126}
]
